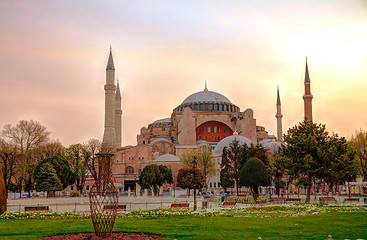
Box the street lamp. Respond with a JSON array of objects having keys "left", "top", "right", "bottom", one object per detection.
[
  {"left": 267, "top": 168, "right": 272, "bottom": 201},
  {"left": 192, "top": 157, "right": 197, "bottom": 211}
]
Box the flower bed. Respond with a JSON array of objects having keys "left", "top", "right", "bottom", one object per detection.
[{"left": 1, "top": 204, "right": 366, "bottom": 220}]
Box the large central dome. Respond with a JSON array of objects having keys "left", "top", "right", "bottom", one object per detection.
[
  {"left": 182, "top": 91, "right": 231, "bottom": 105},
  {"left": 173, "top": 88, "right": 239, "bottom": 113}
]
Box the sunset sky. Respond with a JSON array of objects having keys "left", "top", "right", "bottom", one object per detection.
[{"left": 0, "top": 0, "right": 366, "bottom": 147}]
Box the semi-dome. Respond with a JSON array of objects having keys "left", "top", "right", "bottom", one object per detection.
[
  {"left": 213, "top": 135, "right": 253, "bottom": 156},
  {"left": 173, "top": 89, "right": 239, "bottom": 113}
]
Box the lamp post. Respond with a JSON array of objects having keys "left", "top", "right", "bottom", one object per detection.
[{"left": 192, "top": 157, "right": 197, "bottom": 211}]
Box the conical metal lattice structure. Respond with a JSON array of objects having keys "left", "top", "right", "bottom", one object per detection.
[{"left": 89, "top": 153, "right": 118, "bottom": 238}]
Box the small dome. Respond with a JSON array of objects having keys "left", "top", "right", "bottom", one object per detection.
[
  {"left": 182, "top": 91, "right": 231, "bottom": 105},
  {"left": 261, "top": 141, "right": 283, "bottom": 154},
  {"left": 153, "top": 154, "right": 181, "bottom": 162},
  {"left": 213, "top": 135, "right": 253, "bottom": 156}
]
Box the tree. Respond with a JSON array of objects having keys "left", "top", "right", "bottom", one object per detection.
[
  {"left": 220, "top": 168, "right": 234, "bottom": 191},
  {"left": 221, "top": 139, "right": 243, "bottom": 195},
  {"left": 181, "top": 150, "right": 215, "bottom": 189},
  {"left": 34, "top": 155, "right": 76, "bottom": 190},
  {"left": 320, "top": 134, "right": 360, "bottom": 193},
  {"left": 176, "top": 167, "right": 205, "bottom": 191},
  {"left": 2, "top": 120, "right": 50, "bottom": 154},
  {"left": 239, "top": 157, "right": 268, "bottom": 200},
  {"left": 272, "top": 155, "right": 288, "bottom": 197},
  {"left": 280, "top": 120, "right": 330, "bottom": 203},
  {"left": 0, "top": 140, "right": 19, "bottom": 192},
  {"left": 138, "top": 164, "right": 173, "bottom": 196},
  {"left": 0, "top": 163, "right": 6, "bottom": 214},
  {"left": 66, "top": 144, "right": 87, "bottom": 194},
  {"left": 82, "top": 138, "right": 101, "bottom": 182},
  {"left": 221, "top": 139, "right": 269, "bottom": 195},
  {"left": 349, "top": 128, "right": 367, "bottom": 180},
  {"left": 34, "top": 163, "right": 62, "bottom": 197}
]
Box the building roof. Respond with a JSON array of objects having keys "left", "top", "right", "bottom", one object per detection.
[
  {"left": 213, "top": 135, "right": 253, "bottom": 156},
  {"left": 182, "top": 90, "right": 231, "bottom": 105},
  {"left": 153, "top": 118, "right": 172, "bottom": 123},
  {"left": 149, "top": 138, "right": 172, "bottom": 146},
  {"left": 152, "top": 154, "right": 181, "bottom": 162}
]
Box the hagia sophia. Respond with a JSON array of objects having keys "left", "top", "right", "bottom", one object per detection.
[{"left": 84, "top": 48, "right": 313, "bottom": 196}]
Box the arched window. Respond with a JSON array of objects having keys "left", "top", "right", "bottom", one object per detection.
[
  {"left": 154, "top": 146, "right": 158, "bottom": 152},
  {"left": 161, "top": 143, "right": 165, "bottom": 153},
  {"left": 205, "top": 136, "right": 208, "bottom": 141},
  {"left": 198, "top": 136, "right": 202, "bottom": 140},
  {"left": 217, "top": 136, "right": 220, "bottom": 141},
  {"left": 211, "top": 136, "right": 214, "bottom": 141},
  {"left": 168, "top": 146, "right": 172, "bottom": 153},
  {"left": 126, "top": 166, "right": 134, "bottom": 174},
  {"left": 210, "top": 124, "right": 214, "bottom": 132}
]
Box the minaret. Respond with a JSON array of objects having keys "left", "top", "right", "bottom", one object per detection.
[
  {"left": 303, "top": 57, "right": 313, "bottom": 122},
  {"left": 275, "top": 86, "right": 283, "bottom": 141},
  {"left": 115, "top": 79, "right": 122, "bottom": 148},
  {"left": 102, "top": 47, "right": 116, "bottom": 148}
]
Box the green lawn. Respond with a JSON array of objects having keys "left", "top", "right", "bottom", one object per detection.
[{"left": 0, "top": 208, "right": 366, "bottom": 239}]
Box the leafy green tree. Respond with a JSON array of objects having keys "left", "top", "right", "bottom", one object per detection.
[
  {"left": 280, "top": 120, "right": 332, "bottom": 203},
  {"left": 0, "top": 163, "right": 6, "bottom": 214},
  {"left": 66, "top": 144, "right": 87, "bottom": 194},
  {"left": 34, "top": 163, "right": 62, "bottom": 197},
  {"left": 138, "top": 164, "right": 173, "bottom": 196},
  {"left": 181, "top": 150, "right": 215, "bottom": 189},
  {"left": 221, "top": 139, "right": 243, "bottom": 195},
  {"left": 176, "top": 167, "right": 205, "bottom": 191},
  {"left": 221, "top": 139, "right": 269, "bottom": 195},
  {"left": 272, "top": 155, "right": 288, "bottom": 197},
  {"left": 320, "top": 134, "right": 360, "bottom": 193},
  {"left": 34, "top": 155, "right": 76, "bottom": 190},
  {"left": 349, "top": 128, "right": 367, "bottom": 180},
  {"left": 220, "top": 168, "right": 234, "bottom": 191},
  {"left": 239, "top": 157, "right": 268, "bottom": 200}
]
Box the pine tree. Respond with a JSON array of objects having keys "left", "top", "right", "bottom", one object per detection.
[{"left": 34, "top": 163, "right": 62, "bottom": 197}]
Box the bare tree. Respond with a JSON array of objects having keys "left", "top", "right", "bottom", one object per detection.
[
  {"left": 0, "top": 139, "right": 20, "bottom": 192},
  {"left": 2, "top": 120, "right": 51, "bottom": 154},
  {"left": 83, "top": 139, "right": 101, "bottom": 182},
  {"left": 349, "top": 128, "right": 367, "bottom": 180}
]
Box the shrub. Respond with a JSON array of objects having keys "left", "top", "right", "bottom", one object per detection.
[{"left": 70, "top": 190, "right": 80, "bottom": 197}]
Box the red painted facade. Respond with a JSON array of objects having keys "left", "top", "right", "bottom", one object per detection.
[{"left": 196, "top": 121, "right": 233, "bottom": 142}]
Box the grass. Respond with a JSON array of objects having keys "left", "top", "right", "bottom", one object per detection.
[{"left": 0, "top": 206, "right": 366, "bottom": 240}]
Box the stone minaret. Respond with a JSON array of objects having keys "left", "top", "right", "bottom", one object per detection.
[
  {"left": 275, "top": 86, "right": 283, "bottom": 141},
  {"left": 115, "top": 79, "right": 122, "bottom": 148},
  {"left": 303, "top": 58, "right": 313, "bottom": 122},
  {"left": 102, "top": 47, "right": 116, "bottom": 148}
]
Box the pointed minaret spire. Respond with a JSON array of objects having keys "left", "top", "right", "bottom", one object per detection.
[
  {"left": 204, "top": 81, "right": 208, "bottom": 91},
  {"left": 305, "top": 57, "right": 310, "bottom": 83},
  {"left": 102, "top": 47, "right": 116, "bottom": 149},
  {"left": 106, "top": 46, "right": 115, "bottom": 70},
  {"left": 275, "top": 85, "right": 283, "bottom": 141},
  {"left": 115, "top": 78, "right": 122, "bottom": 148},
  {"left": 303, "top": 57, "right": 313, "bottom": 122}
]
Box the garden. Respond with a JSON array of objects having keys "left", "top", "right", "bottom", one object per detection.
[{"left": 0, "top": 204, "right": 366, "bottom": 240}]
